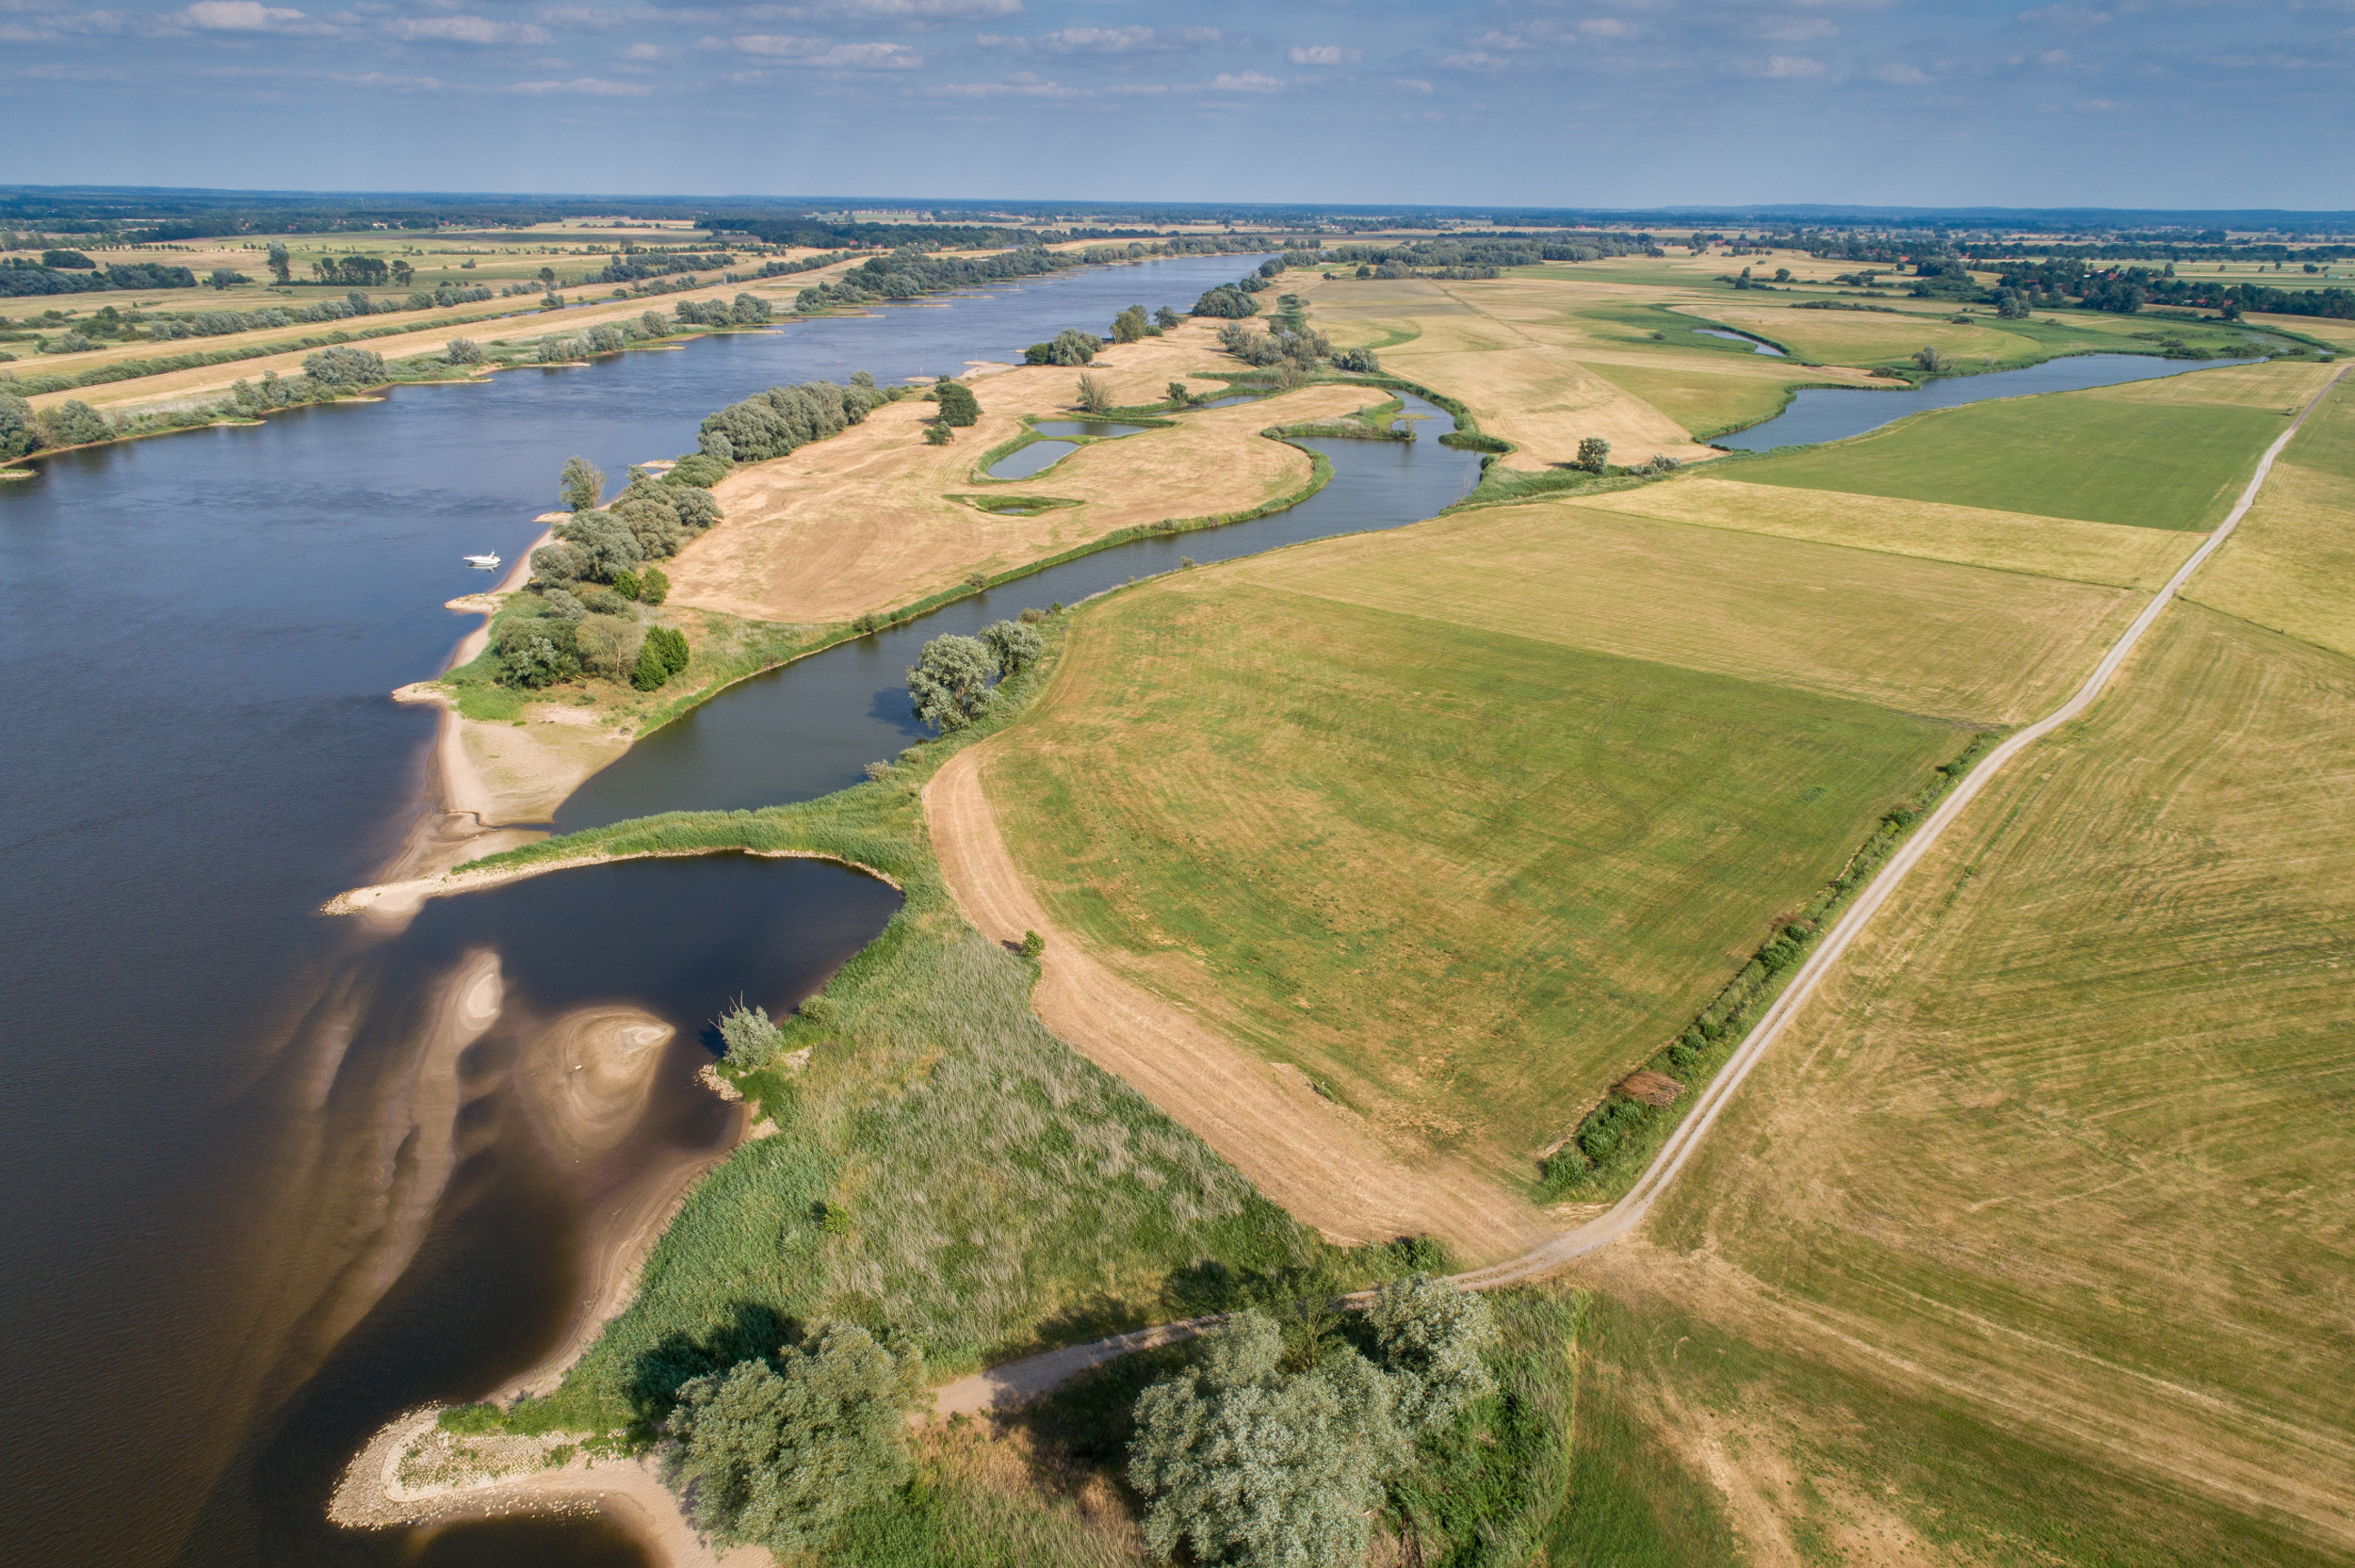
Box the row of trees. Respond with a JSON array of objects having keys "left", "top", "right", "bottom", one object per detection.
[
  {"left": 310, "top": 254, "right": 411, "bottom": 288},
  {"left": 0, "top": 259, "right": 198, "bottom": 297}
]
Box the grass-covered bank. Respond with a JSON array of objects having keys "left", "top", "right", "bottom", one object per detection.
[{"left": 456, "top": 615, "right": 1447, "bottom": 1446}]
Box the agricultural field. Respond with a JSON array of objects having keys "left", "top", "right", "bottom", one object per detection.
[
  {"left": 972, "top": 489, "right": 2122, "bottom": 1191},
  {"left": 2186, "top": 374, "right": 2355, "bottom": 659},
  {"left": 1626, "top": 595, "right": 2355, "bottom": 1564},
  {"left": 1724, "top": 372, "right": 2296, "bottom": 529}
]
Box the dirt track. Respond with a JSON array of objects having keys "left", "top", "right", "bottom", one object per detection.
[
  {"left": 923, "top": 747, "right": 1551, "bottom": 1265},
  {"left": 921, "top": 365, "right": 2347, "bottom": 1415}
]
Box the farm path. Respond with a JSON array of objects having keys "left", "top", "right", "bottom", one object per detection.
[
  {"left": 922, "top": 746, "right": 1553, "bottom": 1265},
  {"left": 924, "top": 364, "right": 2347, "bottom": 1420}
]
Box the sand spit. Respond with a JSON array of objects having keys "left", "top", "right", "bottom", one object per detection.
[
  {"left": 332, "top": 1408, "right": 766, "bottom": 1568},
  {"left": 323, "top": 845, "right": 902, "bottom": 919}
]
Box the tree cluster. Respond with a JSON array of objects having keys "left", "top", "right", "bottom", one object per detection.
[
  {"left": 672, "top": 293, "right": 771, "bottom": 327},
  {"left": 1023, "top": 327, "right": 1104, "bottom": 365},
  {"left": 1215, "top": 316, "right": 1331, "bottom": 372},
  {"left": 0, "top": 259, "right": 198, "bottom": 298},
  {"left": 530, "top": 461, "right": 723, "bottom": 595},
  {"left": 906, "top": 618, "right": 1044, "bottom": 732},
  {"left": 309, "top": 254, "right": 410, "bottom": 288},
  {"left": 1191, "top": 283, "right": 1260, "bottom": 319},
  {"left": 1129, "top": 1277, "right": 1498, "bottom": 1568},
  {"left": 697, "top": 376, "right": 884, "bottom": 463},
  {"left": 662, "top": 1325, "right": 923, "bottom": 1557},
  {"left": 592, "top": 251, "right": 732, "bottom": 283}
]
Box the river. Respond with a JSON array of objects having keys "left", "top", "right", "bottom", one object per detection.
[{"left": 0, "top": 252, "right": 1478, "bottom": 1566}]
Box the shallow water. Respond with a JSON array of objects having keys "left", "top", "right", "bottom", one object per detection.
[
  {"left": 0, "top": 250, "right": 1268, "bottom": 1568},
  {"left": 553, "top": 393, "right": 1480, "bottom": 832},
  {"left": 1697, "top": 328, "right": 1785, "bottom": 355},
  {"left": 1713, "top": 351, "right": 2262, "bottom": 450},
  {"left": 985, "top": 436, "right": 1082, "bottom": 478}
]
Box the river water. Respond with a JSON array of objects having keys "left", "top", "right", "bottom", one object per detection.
[
  {"left": 0, "top": 252, "right": 1479, "bottom": 1565},
  {"left": 1713, "top": 350, "right": 2263, "bottom": 450}
]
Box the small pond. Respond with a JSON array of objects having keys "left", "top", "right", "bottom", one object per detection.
[
  {"left": 987, "top": 439, "right": 1082, "bottom": 479},
  {"left": 1697, "top": 329, "right": 1785, "bottom": 356}
]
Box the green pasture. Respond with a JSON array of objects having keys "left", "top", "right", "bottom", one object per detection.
[
  {"left": 1727, "top": 386, "right": 2287, "bottom": 529},
  {"left": 986, "top": 577, "right": 1962, "bottom": 1181}
]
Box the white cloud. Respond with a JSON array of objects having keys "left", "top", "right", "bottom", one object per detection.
[
  {"left": 1440, "top": 50, "right": 1512, "bottom": 71},
  {"left": 1870, "top": 61, "right": 1928, "bottom": 84},
  {"left": 181, "top": 1, "right": 323, "bottom": 32},
  {"left": 1208, "top": 70, "right": 1283, "bottom": 91},
  {"left": 977, "top": 24, "right": 1218, "bottom": 55},
  {"left": 744, "top": 0, "right": 1017, "bottom": 20},
  {"left": 1756, "top": 55, "right": 1828, "bottom": 78},
  {"left": 509, "top": 74, "right": 652, "bottom": 92},
  {"left": 387, "top": 14, "right": 552, "bottom": 44},
  {"left": 1392, "top": 75, "right": 1433, "bottom": 93},
  {"left": 1757, "top": 18, "right": 1836, "bottom": 42},
  {"left": 620, "top": 39, "right": 658, "bottom": 57},
  {"left": 728, "top": 31, "right": 919, "bottom": 66},
  {"left": 1287, "top": 43, "right": 1360, "bottom": 65},
  {"left": 922, "top": 71, "right": 1080, "bottom": 96},
  {"left": 1578, "top": 18, "right": 1632, "bottom": 39}
]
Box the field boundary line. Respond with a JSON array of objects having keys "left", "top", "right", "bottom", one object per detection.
[
  {"left": 1451, "top": 361, "right": 2347, "bottom": 1289},
  {"left": 932, "top": 364, "right": 2345, "bottom": 1414}
]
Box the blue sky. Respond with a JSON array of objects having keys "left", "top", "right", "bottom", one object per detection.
[{"left": 6, "top": 0, "right": 2351, "bottom": 210}]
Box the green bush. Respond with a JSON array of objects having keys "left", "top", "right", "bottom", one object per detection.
[
  {"left": 37, "top": 398, "right": 108, "bottom": 448},
  {"left": 934, "top": 380, "right": 980, "bottom": 427},
  {"left": 639, "top": 565, "right": 670, "bottom": 606}
]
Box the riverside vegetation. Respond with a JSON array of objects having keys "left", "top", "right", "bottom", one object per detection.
[{"left": 430, "top": 611, "right": 1595, "bottom": 1563}]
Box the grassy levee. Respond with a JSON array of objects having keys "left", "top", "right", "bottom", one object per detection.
[
  {"left": 450, "top": 638, "right": 1436, "bottom": 1441},
  {"left": 1632, "top": 603, "right": 2355, "bottom": 1561},
  {"left": 975, "top": 500, "right": 2132, "bottom": 1191},
  {"left": 2186, "top": 373, "right": 2355, "bottom": 659},
  {"left": 1725, "top": 380, "right": 2292, "bottom": 530}
]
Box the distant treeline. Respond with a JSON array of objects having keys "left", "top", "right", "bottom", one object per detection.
[{"left": 0, "top": 259, "right": 197, "bottom": 297}]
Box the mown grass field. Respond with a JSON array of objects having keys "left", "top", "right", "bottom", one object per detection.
[
  {"left": 1726, "top": 381, "right": 2289, "bottom": 529},
  {"left": 2188, "top": 374, "right": 2355, "bottom": 659},
  {"left": 1567, "top": 476, "right": 2199, "bottom": 589},
  {"left": 1217, "top": 504, "right": 2141, "bottom": 723},
  {"left": 982, "top": 523, "right": 2023, "bottom": 1183},
  {"left": 1639, "top": 601, "right": 2355, "bottom": 1560}
]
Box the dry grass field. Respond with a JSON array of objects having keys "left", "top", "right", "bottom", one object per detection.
[
  {"left": 1564, "top": 476, "right": 2200, "bottom": 588},
  {"left": 1215, "top": 503, "right": 2141, "bottom": 723},
  {"left": 668, "top": 327, "right": 1377, "bottom": 623},
  {"left": 975, "top": 493, "right": 2121, "bottom": 1188},
  {"left": 2187, "top": 376, "right": 2355, "bottom": 659},
  {"left": 1619, "top": 600, "right": 2355, "bottom": 1564}
]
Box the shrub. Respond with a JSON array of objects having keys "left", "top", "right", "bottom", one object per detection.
[
  {"left": 639, "top": 564, "right": 670, "bottom": 606},
  {"left": 647, "top": 623, "right": 690, "bottom": 675},
  {"left": 934, "top": 380, "right": 980, "bottom": 427},
  {"left": 301, "top": 345, "right": 384, "bottom": 389},
  {"left": 1076, "top": 373, "right": 1112, "bottom": 413},
  {"left": 664, "top": 1326, "right": 917, "bottom": 1556},
  {"left": 668, "top": 452, "right": 729, "bottom": 487},
  {"left": 611, "top": 570, "right": 642, "bottom": 601},
  {"left": 37, "top": 398, "right": 108, "bottom": 448},
  {"left": 1165, "top": 380, "right": 1196, "bottom": 406},
  {"left": 906, "top": 633, "right": 996, "bottom": 732},
  {"left": 1154, "top": 306, "right": 1184, "bottom": 329},
  {"left": 632, "top": 639, "right": 671, "bottom": 690},
  {"left": 1, "top": 390, "right": 41, "bottom": 459},
  {"left": 1129, "top": 1313, "right": 1402, "bottom": 1568},
  {"left": 1575, "top": 436, "right": 1611, "bottom": 474},
  {"left": 1021, "top": 328, "right": 1103, "bottom": 366},
  {"left": 445, "top": 337, "right": 484, "bottom": 365},
  {"left": 1018, "top": 930, "right": 1044, "bottom": 960},
  {"left": 1330, "top": 347, "right": 1380, "bottom": 373},
  {"left": 922, "top": 422, "right": 952, "bottom": 445},
  {"left": 1191, "top": 283, "right": 1259, "bottom": 318},
  {"left": 574, "top": 612, "right": 642, "bottom": 682},
  {"left": 978, "top": 617, "right": 1044, "bottom": 674}
]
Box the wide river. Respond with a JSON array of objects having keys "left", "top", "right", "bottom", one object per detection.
[{"left": 0, "top": 252, "right": 1480, "bottom": 1566}]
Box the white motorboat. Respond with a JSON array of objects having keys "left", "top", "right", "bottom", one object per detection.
[{"left": 463, "top": 553, "right": 502, "bottom": 570}]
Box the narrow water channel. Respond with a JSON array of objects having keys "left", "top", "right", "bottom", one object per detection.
[
  {"left": 0, "top": 250, "right": 1493, "bottom": 1566},
  {"left": 1714, "top": 350, "right": 2264, "bottom": 450}
]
